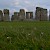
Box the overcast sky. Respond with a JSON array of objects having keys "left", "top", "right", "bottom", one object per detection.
[{"left": 0, "top": 0, "right": 50, "bottom": 15}]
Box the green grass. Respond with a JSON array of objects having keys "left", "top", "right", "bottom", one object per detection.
[{"left": 0, "top": 21, "right": 50, "bottom": 50}]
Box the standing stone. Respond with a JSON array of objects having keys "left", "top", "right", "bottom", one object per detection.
[
  {"left": 3, "top": 9, "right": 10, "bottom": 21},
  {"left": 35, "top": 7, "right": 48, "bottom": 21},
  {"left": 19, "top": 9, "right": 25, "bottom": 20},
  {"left": 26, "top": 12, "right": 30, "bottom": 19},
  {"left": 35, "top": 7, "right": 41, "bottom": 21},
  {"left": 11, "top": 12, "right": 19, "bottom": 21},
  {"left": 0, "top": 10, "right": 3, "bottom": 21},
  {"left": 49, "top": 10, "right": 50, "bottom": 21},
  {"left": 11, "top": 15, "right": 14, "bottom": 21},
  {"left": 14, "top": 12, "right": 19, "bottom": 20},
  {"left": 41, "top": 9, "right": 47, "bottom": 21},
  {"left": 26, "top": 12, "right": 33, "bottom": 19},
  {"left": 30, "top": 12, "right": 33, "bottom": 19}
]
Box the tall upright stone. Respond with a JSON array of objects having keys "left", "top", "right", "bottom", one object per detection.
[
  {"left": 19, "top": 9, "right": 25, "bottom": 20},
  {"left": 49, "top": 10, "right": 50, "bottom": 21},
  {"left": 35, "top": 7, "right": 41, "bottom": 21},
  {"left": 3, "top": 9, "right": 10, "bottom": 21},
  {"left": 35, "top": 7, "right": 48, "bottom": 21},
  {"left": 14, "top": 12, "right": 19, "bottom": 20},
  {"left": 11, "top": 12, "right": 19, "bottom": 21},
  {"left": 11, "top": 15, "right": 14, "bottom": 21},
  {"left": 26, "top": 12, "right": 30, "bottom": 19},
  {"left": 26, "top": 12, "right": 33, "bottom": 19},
  {"left": 30, "top": 12, "right": 33, "bottom": 19},
  {"left": 0, "top": 10, "right": 3, "bottom": 21},
  {"left": 41, "top": 8, "right": 47, "bottom": 21}
]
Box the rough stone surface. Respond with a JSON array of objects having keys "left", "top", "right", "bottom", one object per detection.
[
  {"left": 26, "top": 12, "right": 33, "bottom": 19},
  {"left": 3, "top": 9, "right": 10, "bottom": 21},
  {"left": 49, "top": 15, "right": 50, "bottom": 21},
  {"left": 19, "top": 9, "right": 25, "bottom": 20},
  {"left": 0, "top": 10, "right": 3, "bottom": 21},
  {"left": 14, "top": 12, "right": 19, "bottom": 20},
  {"left": 49, "top": 10, "right": 50, "bottom": 21},
  {"left": 35, "top": 7, "right": 48, "bottom": 21},
  {"left": 11, "top": 12, "right": 19, "bottom": 21},
  {"left": 11, "top": 15, "right": 14, "bottom": 21}
]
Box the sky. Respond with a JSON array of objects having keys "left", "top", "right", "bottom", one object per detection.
[{"left": 0, "top": 0, "right": 50, "bottom": 16}]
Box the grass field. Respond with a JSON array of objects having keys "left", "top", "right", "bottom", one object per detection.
[{"left": 0, "top": 21, "right": 50, "bottom": 50}]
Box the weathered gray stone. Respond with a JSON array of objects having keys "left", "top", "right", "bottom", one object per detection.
[
  {"left": 26, "top": 12, "right": 30, "bottom": 19},
  {"left": 35, "top": 7, "right": 41, "bottom": 21},
  {"left": 14, "top": 12, "right": 19, "bottom": 19},
  {"left": 3, "top": 9, "right": 10, "bottom": 21},
  {"left": 0, "top": 10, "right": 3, "bottom": 21},
  {"left": 19, "top": 9, "right": 25, "bottom": 20},
  {"left": 11, "top": 15, "right": 14, "bottom": 21},
  {"left": 12, "top": 12, "right": 19, "bottom": 21},
  {"left": 11, "top": 12, "right": 20, "bottom": 21},
  {"left": 30, "top": 12, "right": 33, "bottom": 19},
  {"left": 35, "top": 7, "right": 48, "bottom": 21},
  {"left": 40, "top": 8, "right": 47, "bottom": 21},
  {"left": 49, "top": 15, "right": 50, "bottom": 21},
  {"left": 26, "top": 12, "right": 33, "bottom": 19},
  {"left": 49, "top": 10, "right": 50, "bottom": 21}
]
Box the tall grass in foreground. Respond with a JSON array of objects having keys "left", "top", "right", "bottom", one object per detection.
[{"left": 0, "top": 21, "right": 50, "bottom": 50}]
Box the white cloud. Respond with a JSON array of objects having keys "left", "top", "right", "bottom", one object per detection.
[
  {"left": 12, "top": 1, "right": 20, "bottom": 6},
  {"left": 14, "top": 2, "right": 19, "bottom": 5},
  {"left": 0, "top": 0, "right": 50, "bottom": 16},
  {"left": 24, "top": 0, "right": 30, "bottom": 4},
  {"left": 10, "top": 9, "right": 17, "bottom": 15},
  {"left": 23, "top": 8, "right": 28, "bottom": 12}
]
